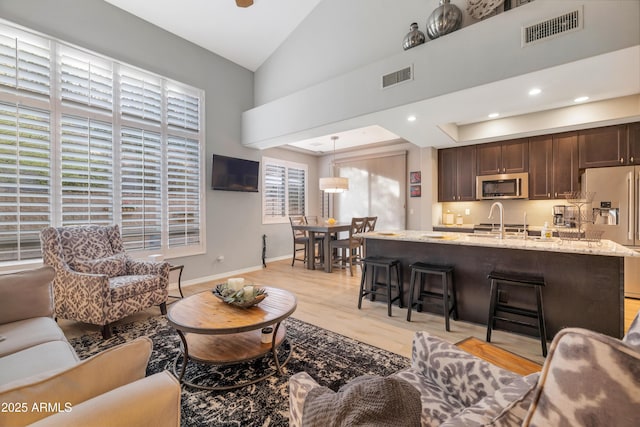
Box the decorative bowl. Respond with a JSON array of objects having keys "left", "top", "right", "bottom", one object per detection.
[{"left": 213, "top": 283, "right": 267, "bottom": 308}]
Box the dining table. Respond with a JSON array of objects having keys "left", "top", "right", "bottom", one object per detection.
[{"left": 291, "top": 221, "right": 351, "bottom": 272}]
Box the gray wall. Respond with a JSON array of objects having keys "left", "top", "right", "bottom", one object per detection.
[{"left": 0, "top": 0, "right": 318, "bottom": 281}]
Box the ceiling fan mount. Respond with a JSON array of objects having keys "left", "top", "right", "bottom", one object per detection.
[{"left": 236, "top": 0, "right": 254, "bottom": 7}]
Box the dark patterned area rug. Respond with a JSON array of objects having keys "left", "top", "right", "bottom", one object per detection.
[{"left": 69, "top": 316, "right": 410, "bottom": 426}]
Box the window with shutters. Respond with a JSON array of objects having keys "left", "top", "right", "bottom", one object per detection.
[
  {"left": 0, "top": 21, "right": 205, "bottom": 263},
  {"left": 262, "top": 157, "right": 308, "bottom": 224}
]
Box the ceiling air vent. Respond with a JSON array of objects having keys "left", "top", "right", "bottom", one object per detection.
[
  {"left": 522, "top": 7, "right": 582, "bottom": 47},
  {"left": 382, "top": 65, "right": 412, "bottom": 89}
]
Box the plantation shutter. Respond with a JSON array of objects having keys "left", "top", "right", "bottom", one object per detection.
[
  {"left": 262, "top": 158, "right": 308, "bottom": 223},
  {"left": 0, "top": 21, "right": 206, "bottom": 261},
  {"left": 120, "top": 127, "right": 162, "bottom": 250},
  {"left": 0, "top": 33, "right": 50, "bottom": 98},
  {"left": 263, "top": 163, "right": 286, "bottom": 220},
  {"left": 120, "top": 71, "right": 162, "bottom": 123},
  {"left": 167, "top": 89, "right": 199, "bottom": 131},
  {"left": 59, "top": 47, "right": 112, "bottom": 111},
  {"left": 167, "top": 135, "right": 200, "bottom": 247},
  {"left": 60, "top": 115, "right": 113, "bottom": 225},
  {"left": 288, "top": 167, "right": 305, "bottom": 216},
  {"left": 0, "top": 102, "right": 50, "bottom": 261}
]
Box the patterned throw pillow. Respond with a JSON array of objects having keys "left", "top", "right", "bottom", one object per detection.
[{"left": 72, "top": 254, "right": 128, "bottom": 278}]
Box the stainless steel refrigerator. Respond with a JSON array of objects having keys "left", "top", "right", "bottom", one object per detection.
[{"left": 584, "top": 166, "right": 640, "bottom": 298}]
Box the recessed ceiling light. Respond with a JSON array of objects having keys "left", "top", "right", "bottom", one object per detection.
[
  {"left": 529, "top": 88, "right": 542, "bottom": 96},
  {"left": 488, "top": 113, "right": 500, "bottom": 119},
  {"left": 574, "top": 96, "right": 589, "bottom": 103},
  {"left": 407, "top": 115, "right": 417, "bottom": 122}
]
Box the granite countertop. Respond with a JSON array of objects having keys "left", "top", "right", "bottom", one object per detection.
[{"left": 361, "top": 230, "right": 638, "bottom": 258}]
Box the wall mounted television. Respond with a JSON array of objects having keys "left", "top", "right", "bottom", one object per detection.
[{"left": 211, "top": 154, "right": 260, "bottom": 192}]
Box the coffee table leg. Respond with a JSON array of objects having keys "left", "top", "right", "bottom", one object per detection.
[
  {"left": 175, "top": 329, "right": 189, "bottom": 382},
  {"left": 272, "top": 321, "right": 284, "bottom": 374}
]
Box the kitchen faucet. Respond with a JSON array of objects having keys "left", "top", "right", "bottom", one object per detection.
[{"left": 488, "top": 202, "right": 505, "bottom": 239}]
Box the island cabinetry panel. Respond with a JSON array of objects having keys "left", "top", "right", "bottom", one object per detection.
[
  {"left": 363, "top": 238, "right": 624, "bottom": 340},
  {"left": 438, "top": 145, "right": 476, "bottom": 202},
  {"left": 529, "top": 132, "right": 579, "bottom": 199},
  {"left": 578, "top": 124, "right": 628, "bottom": 168},
  {"left": 477, "top": 139, "right": 528, "bottom": 176}
]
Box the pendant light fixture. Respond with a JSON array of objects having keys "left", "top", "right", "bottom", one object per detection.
[{"left": 319, "top": 136, "right": 349, "bottom": 193}]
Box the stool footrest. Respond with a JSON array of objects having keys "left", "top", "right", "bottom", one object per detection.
[{"left": 495, "top": 304, "right": 538, "bottom": 318}]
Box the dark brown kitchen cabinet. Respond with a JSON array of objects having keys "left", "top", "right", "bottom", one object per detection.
[
  {"left": 628, "top": 122, "right": 640, "bottom": 165},
  {"left": 438, "top": 145, "right": 476, "bottom": 202},
  {"left": 529, "top": 132, "right": 578, "bottom": 200},
  {"left": 578, "top": 125, "right": 627, "bottom": 168},
  {"left": 476, "top": 139, "right": 528, "bottom": 175}
]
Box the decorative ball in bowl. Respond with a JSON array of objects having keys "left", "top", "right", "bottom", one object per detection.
[{"left": 213, "top": 280, "right": 267, "bottom": 308}]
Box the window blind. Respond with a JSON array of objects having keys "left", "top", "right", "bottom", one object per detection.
[
  {"left": 120, "top": 127, "right": 162, "bottom": 251},
  {"left": 167, "top": 135, "right": 200, "bottom": 247},
  {"left": 262, "top": 158, "right": 308, "bottom": 223},
  {"left": 60, "top": 115, "right": 113, "bottom": 225},
  {"left": 0, "top": 102, "right": 50, "bottom": 261},
  {"left": 0, "top": 33, "right": 50, "bottom": 98},
  {"left": 60, "top": 47, "right": 112, "bottom": 111}
]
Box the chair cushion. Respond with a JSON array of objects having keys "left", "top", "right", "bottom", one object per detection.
[
  {"left": 109, "top": 275, "right": 160, "bottom": 302},
  {"left": 73, "top": 254, "right": 128, "bottom": 278},
  {"left": 0, "top": 317, "right": 67, "bottom": 358},
  {"left": 523, "top": 328, "right": 640, "bottom": 427},
  {"left": 301, "top": 375, "right": 421, "bottom": 427}
]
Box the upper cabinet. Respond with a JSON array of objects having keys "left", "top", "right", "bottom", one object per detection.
[
  {"left": 529, "top": 132, "right": 579, "bottom": 200},
  {"left": 476, "top": 139, "right": 528, "bottom": 175},
  {"left": 628, "top": 122, "right": 640, "bottom": 166},
  {"left": 578, "top": 125, "right": 628, "bottom": 168},
  {"left": 438, "top": 145, "right": 476, "bottom": 202}
]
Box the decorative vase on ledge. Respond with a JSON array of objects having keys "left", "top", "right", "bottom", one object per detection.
[
  {"left": 426, "top": 0, "right": 463, "bottom": 40},
  {"left": 402, "top": 22, "right": 426, "bottom": 50}
]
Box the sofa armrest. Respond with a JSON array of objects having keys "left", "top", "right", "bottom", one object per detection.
[
  {"left": 0, "top": 267, "right": 55, "bottom": 325},
  {"left": 411, "top": 331, "right": 519, "bottom": 406},
  {"left": 27, "top": 371, "right": 181, "bottom": 427},
  {"left": 289, "top": 372, "right": 323, "bottom": 427}
]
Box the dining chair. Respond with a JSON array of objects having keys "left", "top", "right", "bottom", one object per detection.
[
  {"left": 289, "top": 215, "right": 309, "bottom": 267},
  {"left": 361, "top": 216, "right": 378, "bottom": 258},
  {"left": 330, "top": 217, "right": 366, "bottom": 276},
  {"left": 364, "top": 216, "right": 378, "bottom": 232},
  {"left": 304, "top": 216, "right": 326, "bottom": 267}
]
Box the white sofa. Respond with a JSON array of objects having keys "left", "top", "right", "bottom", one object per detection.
[{"left": 0, "top": 266, "right": 181, "bottom": 427}]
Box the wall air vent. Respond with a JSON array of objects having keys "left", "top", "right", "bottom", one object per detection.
[
  {"left": 382, "top": 65, "right": 412, "bottom": 89},
  {"left": 522, "top": 7, "right": 582, "bottom": 47}
]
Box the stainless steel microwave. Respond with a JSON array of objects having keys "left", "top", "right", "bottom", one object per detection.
[{"left": 476, "top": 173, "right": 529, "bottom": 200}]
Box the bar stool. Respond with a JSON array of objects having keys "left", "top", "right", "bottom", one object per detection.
[
  {"left": 358, "top": 256, "right": 403, "bottom": 317},
  {"left": 486, "top": 270, "right": 548, "bottom": 357},
  {"left": 406, "top": 262, "right": 458, "bottom": 331}
]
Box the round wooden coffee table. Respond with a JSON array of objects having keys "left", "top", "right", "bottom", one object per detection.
[{"left": 167, "top": 286, "right": 297, "bottom": 390}]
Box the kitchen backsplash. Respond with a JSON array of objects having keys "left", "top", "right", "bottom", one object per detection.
[{"left": 439, "top": 199, "right": 570, "bottom": 227}]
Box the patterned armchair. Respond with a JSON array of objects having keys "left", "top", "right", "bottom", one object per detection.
[
  {"left": 40, "top": 224, "right": 169, "bottom": 338},
  {"left": 291, "top": 312, "right": 640, "bottom": 426}
]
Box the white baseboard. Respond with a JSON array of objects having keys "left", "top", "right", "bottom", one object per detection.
[{"left": 167, "top": 254, "right": 291, "bottom": 290}]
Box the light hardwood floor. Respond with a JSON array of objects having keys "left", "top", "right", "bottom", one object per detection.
[{"left": 60, "top": 258, "right": 640, "bottom": 366}]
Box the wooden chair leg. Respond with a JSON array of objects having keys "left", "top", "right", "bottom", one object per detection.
[
  {"left": 102, "top": 324, "right": 113, "bottom": 339},
  {"left": 160, "top": 302, "right": 167, "bottom": 315}
]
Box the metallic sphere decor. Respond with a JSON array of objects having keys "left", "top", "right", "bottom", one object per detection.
[
  {"left": 426, "top": 0, "right": 463, "bottom": 40},
  {"left": 402, "top": 22, "right": 426, "bottom": 50}
]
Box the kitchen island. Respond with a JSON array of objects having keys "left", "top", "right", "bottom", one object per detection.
[{"left": 362, "top": 231, "right": 637, "bottom": 339}]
